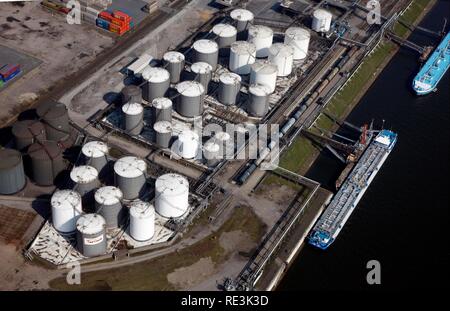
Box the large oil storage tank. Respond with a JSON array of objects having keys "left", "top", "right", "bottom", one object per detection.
[
  {"left": 230, "top": 8, "right": 254, "bottom": 38},
  {"left": 95, "top": 186, "right": 124, "bottom": 229},
  {"left": 229, "top": 41, "right": 256, "bottom": 75},
  {"left": 212, "top": 23, "right": 237, "bottom": 55},
  {"left": 121, "top": 85, "right": 142, "bottom": 104},
  {"left": 155, "top": 173, "right": 189, "bottom": 218},
  {"left": 248, "top": 84, "right": 271, "bottom": 117},
  {"left": 114, "top": 156, "right": 147, "bottom": 200},
  {"left": 70, "top": 165, "right": 99, "bottom": 201},
  {"left": 191, "top": 61, "right": 213, "bottom": 91},
  {"left": 129, "top": 201, "right": 155, "bottom": 241},
  {"left": 0, "top": 148, "right": 26, "bottom": 195},
  {"left": 192, "top": 39, "right": 219, "bottom": 70},
  {"left": 175, "top": 81, "right": 205, "bottom": 118},
  {"left": 122, "top": 102, "right": 144, "bottom": 135},
  {"left": 153, "top": 121, "right": 172, "bottom": 148},
  {"left": 214, "top": 131, "right": 232, "bottom": 159},
  {"left": 51, "top": 189, "right": 82, "bottom": 233},
  {"left": 76, "top": 213, "right": 107, "bottom": 257},
  {"left": 151, "top": 97, "right": 172, "bottom": 124},
  {"left": 141, "top": 66, "right": 170, "bottom": 102},
  {"left": 218, "top": 72, "right": 241, "bottom": 106},
  {"left": 268, "top": 43, "right": 294, "bottom": 77},
  {"left": 174, "top": 130, "right": 200, "bottom": 159},
  {"left": 284, "top": 27, "right": 310, "bottom": 60},
  {"left": 12, "top": 120, "right": 46, "bottom": 151},
  {"left": 250, "top": 61, "right": 278, "bottom": 93},
  {"left": 203, "top": 141, "right": 220, "bottom": 167},
  {"left": 28, "top": 141, "right": 65, "bottom": 186},
  {"left": 81, "top": 140, "right": 109, "bottom": 174},
  {"left": 36, "top": 101, "right": 70, "bottom": 142},
  {"left": 248, "top": 25, "right": 273, "bottom": 58},
  {"left": 312, "top": 9, "right": 332, "bottom": 33},
  {"left": 163, "top": 51, "right": 185, "bottom": 84}
]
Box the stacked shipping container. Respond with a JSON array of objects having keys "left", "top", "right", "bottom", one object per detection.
[{"left": 0, "top": 64, "right": 21, "bottom": 83}]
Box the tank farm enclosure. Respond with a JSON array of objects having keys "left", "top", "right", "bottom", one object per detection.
[{"left": 23, "top": 7, "right": 337, "bottom": 267}]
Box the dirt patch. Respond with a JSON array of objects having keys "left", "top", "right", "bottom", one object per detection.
[
  {"left": 0, "top": 205, "right": 35, "bottom": 245},
  {"left": 167, "top": 257, "right": 215, "bottom": 288},
  {"left": 219, "top": 230, "right": 255, "bottom": 254},
  {"left": 255, "top": 184, "right": 299, "bottom": 205}
]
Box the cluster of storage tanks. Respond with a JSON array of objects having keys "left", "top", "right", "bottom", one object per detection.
[
  {"left": 49, "top": 140, "right": 191, "bottom": 258},
  {"left": 0, "top": 101, "right": 73, "bottom": 195},
  {"left": 117, "top": 8, "right": 334, "bottom": 167}
]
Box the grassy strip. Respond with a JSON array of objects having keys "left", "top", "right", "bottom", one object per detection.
[
  {"left": 393, "top": 0, "right": 432, "bottom": 37},
  {"left": 49, "top": 205, "right": 266, "bottom": 291}
]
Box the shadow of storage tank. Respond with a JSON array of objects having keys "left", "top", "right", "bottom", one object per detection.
[
  {"left": 129, "top": 201, "right": 155, "bottom": 241},
  {"left": 95, "top": 186, "right": 124, "bottom": 229},
  {"left": 218, "top": 72, "right": 241, "bottom": 106},
  {"left": 36, "top": 101, "right": 70, "bottom": 142},
  {"left": 163, "top": 51, "right": 185, "bottom": 84},
  {"left": 81, "top": 141, "right": 109, "bottom": 175},
  {"left": 76, "top": 213, "right": 107, "bottom": 257},
  {"left": 153, "top": 121, "right": 172, "bottom": 148},
  {"left": 175, "top": 81, "right": 205, "bottom": 117},
  {"left": 141, "top": 67, "right": 170, "bottom": 102},
  {"left": 12, "top": 120, "right": 46, "bottom": 150},
  {"left": 122, "top": 102, "right": 144, "bottom": 135},
  {"left": 121, "top": 85, "right": 143, "bottom": 104},
  {"left": 155, "top": 173, "right": 189, "bottom": 218},
  {"left": 191, "top": 62, "right": 213, "bottom": 91},
  {"left": 28, "top": 141, "right": 65, "bottom": 186},
  {"left": 114, "top": 156, "right": 147, "bottom": 200},
  {"left": 51, "top": 189, "right": 82, "bottom": 233},
  {"left": 0, "top": 149, "right": 26, "bottom": 195}
]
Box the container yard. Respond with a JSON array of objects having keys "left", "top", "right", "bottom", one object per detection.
[{"left": 0, "top": 0, "right": 439, "bottom": 293}]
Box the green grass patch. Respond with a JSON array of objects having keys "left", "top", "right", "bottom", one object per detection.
[{"left": 394, "top": 0, "right": 431, "bottom": 37}]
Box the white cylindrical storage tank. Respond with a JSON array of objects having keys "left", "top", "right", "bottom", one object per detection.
[
  {"left": 51, "top": 190, "right": 82, "bottom": 233},
  {"left": 229, "top": 41, "right": 256, "bottom": 75},
  {"left": 129, "top": 201, "right": 155, "bottom": 241},
  {"left": 70, "top": 165, "right": 99, "bottom": 202},
  {"left": 191, "top": 61, "right": 213, "bottom": 91},
  {"left": 214, "top": 131, "right": 232, "bottom": 159},
  {"left": 153, "top": 120, "right": 172, "bottom": 148},
  {"left": 192, "top": 39, "right": 219, "bottom": 70},
  {"left": 81, "top": 141, "right": 109, "bottom": 174},
  {"left": 203, "top": 141, "right": 220, "bottom": 167},
  {"left": 250, "top": 61, "right": 278, "bottom": 93},
  {"left": 151, "top": 97, "right": 172, "bottom": 124},
  {"left": 268, "top": 43, "right": 294, "bottom": 77},
  {"left": 175, "top": 81, "right": 205, "bottom": 118},
  {"left": 212, "top": 23, "right": 237, "bottom": 55},
  {"left": 76, "top": 213, "right": 107, "bottom": 257},
  {"left": 114, "top": 156, "right": 147, "bottom": 200},
  {"left": 284, "top": 27, "right": 310, "bottom": 60},
  {"left": 141, "top": 67, "right": 170, "bottom": 102},
  {"left": 95, "top": 186, "right": 124, "bottom": 229},
  {"left": 175, "top": 130, "right": 200, "bottom": 159},
  {"left": 122, "top": 102, "right": 144, "bottom": 135},
  {"left": 163, "top": 51, "right": 185, "bottom": 84},
  {"left": 248, "top": 25, "right": 273, "bottom": 58},
  {"left": 312, "top": 9, "right": 332, "bottom": 33},
  {"left": 218, "top": 72, "right": 241, "bottom": 106},
  {"left": 248, "top": 84, "right": 271, "bottom": 117},
  {"left": 155, "top": 173, "right": 189, "bottom": 218},
  {"left": 230, "top": 8, "right": 254, "bottom": 38}
]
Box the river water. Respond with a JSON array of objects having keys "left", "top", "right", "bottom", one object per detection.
[{"left": 279, "top": 1, "right": 450, "bottom": 290}]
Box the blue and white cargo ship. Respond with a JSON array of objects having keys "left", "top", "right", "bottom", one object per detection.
[
  {"left": 412, "top": 32, "right": 450, "bottom": 95},
  {"left": 309, "top": 130, "right": 398, "bottom": 250}
]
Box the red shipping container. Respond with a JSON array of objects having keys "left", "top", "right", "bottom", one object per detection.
[
  {"left": 99, "top": 11, "right": 113, "bottom": 22},
  {"left": 110, "top": 18, "right": 126, "bottom": 27},
  {"left": 59, "top": 7, "right": 71, "bottom": 14},
  {"left": 113, "top": 11, "right": 131, "bottom": 22}
]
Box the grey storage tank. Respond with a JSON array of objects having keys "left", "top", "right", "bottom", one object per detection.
[
  {"left": 153, "top": 121, "right": 172, "bottom": 148},
  {"left": 36, "top": 101, "right": 70, "bottom": 142},
  {"left": 247, "top": 84, "right": 271, "bottom": 117},
  {"left": 11, "top": 120, "right": 46, "bottom": 150},
  {"left": 76, "top": 213, "right": 107, "bottom": 257},
  {"left": 70, "top": 165, "right": 100, "bottom": 203},
  {"left": 203, "top": 141, "right": 221, "bottom": 167},
  {"left": 230, "top": 8, "right": 254, "bottom": 39},
  {"left": 122, "top": 102, "right": 144, "bottom": 135},
  {"left": 81, "top": 141, "right": 109, "bottom": 174},
  {"left": 0, "top": 148, "right": 26, "bottom": 195},
  {"left": 212, "top": 23, "right": 237, "bottom": 56},
  {"left": 163, "top": 51, "right": 185, "bottom": 84},
  {"left": 151, "top": 97, "right": 172, "bottom": 124},
  {"left": 192, "top": 39, "right": 219, "bottom": 70},
  {"left": 218, "top": 72, "right": 241, "bottom": 106},
  {"left": 141, "top": 67, "right": 170, "bottom": 102},
  {"left": 95, "top": 186, "right": 124, "bottom": 229},
  {"left": 175, "top": 81, "right": 205, "bottom": 118},
  {"left": 121, "top": 85, "right": 142, "bottom": 104},
  {"left": 114, "top": 156, "right": 147, "bottom": 200},
  {"left": 191, "top": 62, "right": 213, "bottom": 91},
  {"left": 28, "top": 141, "right": 65, "bottom": 186}
]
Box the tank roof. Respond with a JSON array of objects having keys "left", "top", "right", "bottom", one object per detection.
[
  {"left": 114, "top": 156, "right": 147, "bottom": 178},
  {"left": 82, "top": 141, "right": 108, "bottom": 158},
  {"left": 285, "top": 27, "right": 310, "bottom": 40},
  {"left": 231, "top": 41, "right": 256, "bottom": 55},
  {"left": 163, "top": 51, "right": 185, "bottom": 63},
  {"left": 212, "top": 23, "right": 237, "bottom": 37},
  {"left": 76, "top": 213, "right": 106, "bottom": 234},
  {"left": 129, "top": 201, "right": 154, "bottom": 218},
  {"left": 193, "top": 39, "right": 218, "bottom": 54},
  {"left": 249, "top": 25, "right": 273, "bottom": 38},
  {"left": 141, "top": 66, "right": 170, "bottom": 83},
  {"left": 152, "top": 97, "right": 172, "bottom": 109},
  {"left": 214, "top": 131, "right": 231, "bottom": 141},
  {"left": 153, "top": 120, "right": 173, "bottom": 133},
  {"left": 70, "top": 165, "right": 98, "bottom": 184},
  {"left": 51, "top": 190, "right": 82, "bottom": 211},
  {"left": 0, "top": 148, "right": 22, "bottom": 170},
  {"left": 269, "top": 43, "right": 294, "bottom": 57},
  {"left": 204, "top": 141, "right": 220, "bottom": 152},
  {"left": 314, "top": 8, "right": 333, "bottom": 18},
  {"left": 230, "top": 8, "right": 254, "bottom": 22},
  {"left": 122, "top": 102, "right": 143, "bottom": 116},
  {"left": 251, "top": 61, "right": 278, "bottom": 74},
  {"left": 176, "top": 81, "right": 205, "bottom": 97},
  {"left": 191, "top": 62, "right": 213, "bottom": 74},
  {"left": 155, "top": 173, "right": 189, "bottom": 196},
  {"left": 28, "top": 141, "right": 62, "bottom": 160},
  {"left": 249, "top": 83, "right": 271, "bottom": 96},
  {"left": 12, "top": 120, "right": 45, "bottom": 139},
  {"left": 95, "top": 186, "right": 123, "bottom": 206},
  {"left": 220, "top": 72, "right": 242, "bottom": 85}
]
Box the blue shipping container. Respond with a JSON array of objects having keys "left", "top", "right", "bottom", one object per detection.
[
  {"left": 96, "top": 18, "right": 110, "bottom": 29},
  {"left": 2, "top": 69, "right": 20, "bottom": 82}
]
